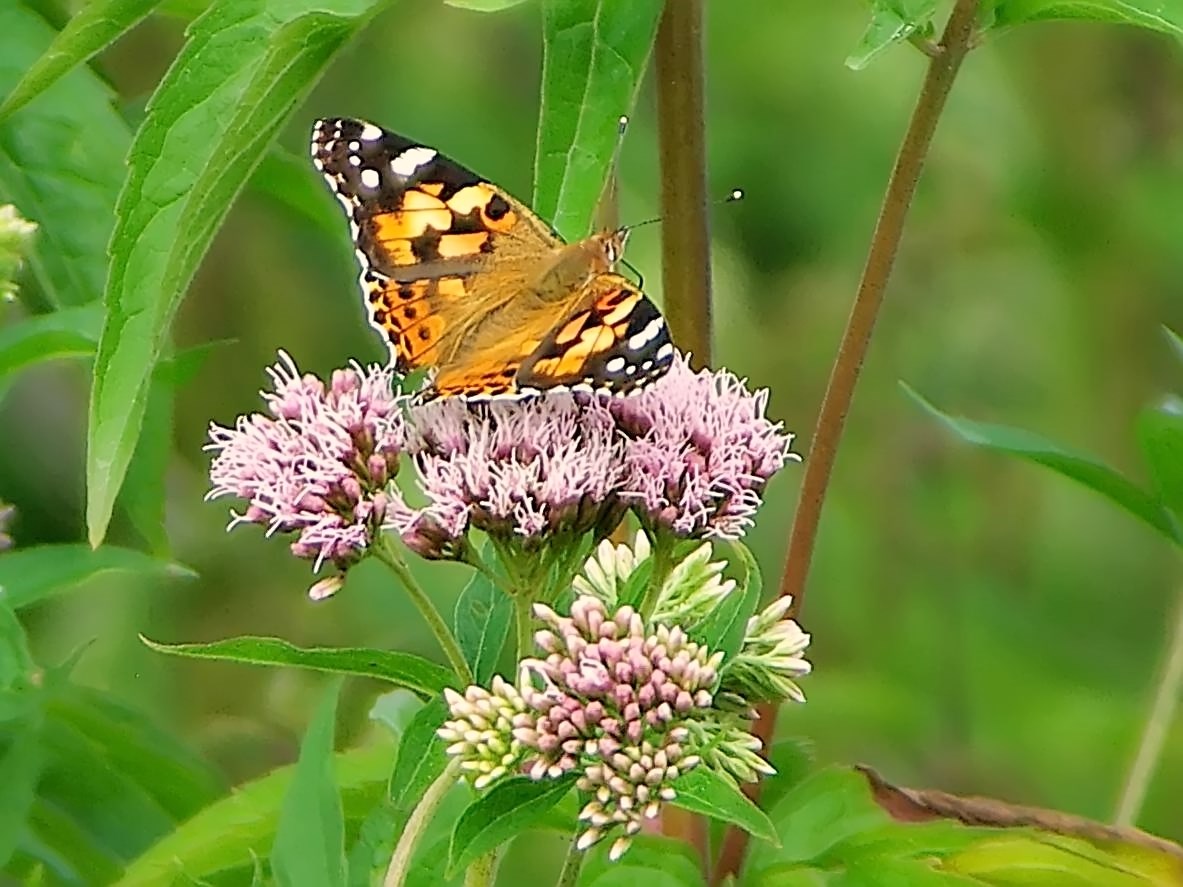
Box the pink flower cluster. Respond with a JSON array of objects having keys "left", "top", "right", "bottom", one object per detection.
[
  {"left": 207, "top": 350, "right": 798, "bottom": 571},
  {"left": 440, "top": 596, "right": 723, "bottom": 860},
  {"left": 206, "top": 352, "right": 410, "bottom": 571}
]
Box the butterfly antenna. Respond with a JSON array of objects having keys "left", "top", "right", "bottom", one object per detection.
[
  {"left": 622, "top": 188, "right": 744, "bottom": 234},
  {"left": 593, "top": 116, "right": 631, "bottom": 230}
]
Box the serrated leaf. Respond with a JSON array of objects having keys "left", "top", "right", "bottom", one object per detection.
[
  {"left": 0, "top": 5, "right": 129, "bottom": 310},
  {"left": 534, "top": 0, "right": 664, "bottom": 239},
  {"left": 696, "top": 541, "right": 761, "bottom": 661},
  {"left": 580, "top": 835, "right": 706, "bottom": 887},
  {"left": 140, "top": 635, "right": 454, "bottom": 698},
  {"left": 1137, "top": 396, "right": 1183, "bottom": 522},
  {"left": 0, "top": 544, "right": 194, "bottom": 611},
  {"left": 0, "top": 0, "right": 165, "bottom": 121},
  {"left": 453, "top": 572, "right": 511, "bottom": 683},
  {"left": 86, "top": 0, "right": 386, "bottom": 547},
  {"left": 668, "top": 768, "right": 777, "bottom": 845},
  {"left": 389, "top": 696, "right": 449, "bottom": 810},
  {"left": 116, "top": 739, "right": 392, "bottom": 885},
  {"left": 847, "top": 0, "right": 938, "bottom": 71},
  {"left": 447, "top": 774, "right": 576, "bottom": 875},
  {"left": 271, "top": 679, "right": 346, "bottom": 887},
  {"left": 905, "top": 384, "right": 1181, "bottom": 545},
  {"left": 991, "top": 0, "right": 1183, "bottom": 36},
  {"left": 0, "top": 303, "right": 103, "bottom": 387}
]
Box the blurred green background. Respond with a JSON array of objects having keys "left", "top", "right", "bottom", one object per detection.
[{"left": 2, "top": 0, "right": 1182, "bottom": 853}]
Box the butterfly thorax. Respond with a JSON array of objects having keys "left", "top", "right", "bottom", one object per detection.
[{"left": 527, "top": 230, "right": 626, "bottom": 304}]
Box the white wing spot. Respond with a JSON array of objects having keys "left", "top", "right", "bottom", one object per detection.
[
  {"left": 348, "top": 154, "right": 361, "bottom": 167},
  {"left": 348, "top": 140, "right": 361, "bottom": 152},
  {"left": 656, "top": 342, "right": 674, "bottom": 361},
  {"left": 359, "top": 168, "right": 381, "bottom": 190},
  {"left": 627, "top": 317, "right": 664, "bottom": 351},
  {"left": 605, "top": 356, "right": 627, "bottom": 374},
  {"left": 625, "top": 364, "right": 637, "bottom": 376},
  {"left": 359, "top": 122, "right": 383, "bottom": 141},
  {"left": 641, "top": 360, "right": 653, "bottom": 372},
  {"left": 390, "top": 147, "right": 437, "bottom": 177}
]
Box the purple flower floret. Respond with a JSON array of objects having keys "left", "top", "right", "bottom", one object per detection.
[
  {"left": 206, "top": 351, "right": 412, "bottom": 572},
  {"left": 405, "top": 396, "right": 626, "bottom": 545},
  {"left": 611, "top": 353, "right": 800, "bottom": 539}
]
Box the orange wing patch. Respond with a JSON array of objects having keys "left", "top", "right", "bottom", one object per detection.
[{"left": 365, "top": 276, "right": 469, "bottom": 370}]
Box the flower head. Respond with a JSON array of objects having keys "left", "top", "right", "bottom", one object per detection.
[
  {"left": 404, "top": 395, "right": 626, "bottom": 548},
  {"left": 206, "top": 351, "right": 412, "bottom": 574},
  {"left": 611, "top": 354, "right": 800, "bottom": 540},
  {"left": 439, "top": 676, "right": 528, "bottom": 789}
]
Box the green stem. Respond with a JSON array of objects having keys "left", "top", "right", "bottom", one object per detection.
[
  {"left": 383, "top": 759, "right": 461, "bottom": 887},
  {"left": 638, "top": 531, "right": 673, "bottom": 621},
  {"left": 374, "top": 535, "right": 473, "bottom": 684},
  {"left": 554, "top": 834, "right": 584, "bottom": 887},
  {"left": 1114, "top": 588, "right": 1183, "bottom": 825},
  {"left": 464, "top": 851, "right": 501, "bottom": 887},
  {"left": 515, "top": 593, "right": 536, "bottom": 660}
]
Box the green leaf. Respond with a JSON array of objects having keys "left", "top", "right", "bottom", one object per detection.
[
  {"left": 0, "top": 0, "right": 165, "bottom": 121},
  {"left": 0, "top": 603, "right": 36, "bottom": 690},
  {"left": 119, "top": 369, "right": 174, "bottom": 554},
  {"left": 140, "top": 636, "right": 454, "bottom": 698},
  {"left": 905, "top": 384, "right": 1182, "bottom": 545},
  {"left": 0, "top": 303, "right": 103, "bottom": 387},
  {"left": 0, "top": 544, "right": 194, "bottom": 610},
  {"left": 86, "top": 0, "right": 386, "bottom": 547},
  {"left": 534, "top": 0, "right": 664, "bottom": 239},
  {"left": 1164, "top": 325, "right": 1183, "bottom": 365},
  {"left": 117, "top": 740, "right": 393, "bottom": 885},
  {"left": 453, "top": 572, "right": 511, "bottom": 683},
  {"left": 368, "top": 689, "right": 424, "bottom": 738},
  {"left": 847, "top": 0, "right": 938, "bottom": 71},
  {"left": 271, "top": 679, "right": 346, "bottom": 887},
  {"left": 0, "top": 4, "right": 129, "bottom": 310},
  {"left": 388, "top": 696, "right": 449, "bottom": 810},
  {"left": 579, "top": 835, "right": 706, "bottom": 887},
  {"left": 991, "top": 0, "right": 1183, "bottom": 36},
  {"left": 747, "top": 767, "right": 890, "bottom": 874},
  {"left": 447, "top": 774, "right": 576, "bottom": 876},
  {"left": 667, "top": 767, "right": 778, "bottom": 846},
  {"left": 696, "top": 541, "right": 762, "bottom": 661},
  {"left": 1137, "top": 395, "right": 1183, "bottom": 522},
  {"left": 444, "top": 0, "right": 530, "bottom": 10},
  {"left": 0, "top": 726, "right": 44, "bottom": 869}
]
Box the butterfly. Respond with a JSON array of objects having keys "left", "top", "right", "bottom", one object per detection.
[{"left": 310, "top": 117, "right": 676, "bottom": 401}]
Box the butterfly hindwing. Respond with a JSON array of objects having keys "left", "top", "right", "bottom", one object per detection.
[{"left": 514, "top": 274, "right": 676, "bottom": 395}]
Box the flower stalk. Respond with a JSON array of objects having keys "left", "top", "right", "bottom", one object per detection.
[
  {"left": 383, "top": 758, "right": 461, "bottom": 887},
  {"left": 373, "top": 535, "right": 473, "bottom": 685}
]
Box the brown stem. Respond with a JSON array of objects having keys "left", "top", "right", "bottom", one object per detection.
[
  {"left": 655, "top": 0, "right": 712, "bottom": 367},
  {"left": 710, "top": 2, "right": 981, "bottom": 884},
  {"left": 654, "top": 0, "right": 711, "bottom": 869}
]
